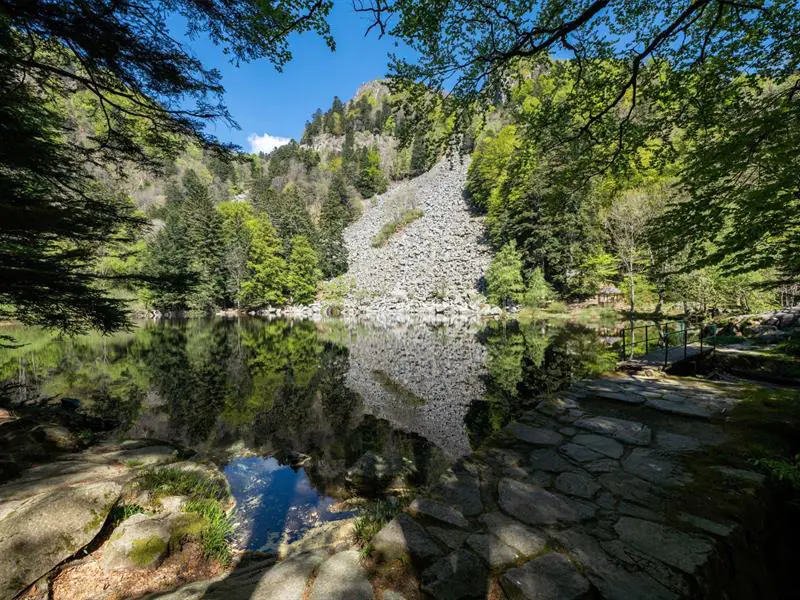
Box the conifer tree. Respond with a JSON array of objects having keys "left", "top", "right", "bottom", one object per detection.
[
  {"left": 286, "top": 236, "right": 322, "bottom": 304},
  {"left": 141, "top": 203, "right": 196, "bottom": 311},
  {"left": 317, "top": 173, "right": 351, "bottom": 278},
  {"left": 182, "top": 171, "right": 226, "bottom": 311},
  {"left": 410, "top": 131, "right": 429, "bottom": 177}
]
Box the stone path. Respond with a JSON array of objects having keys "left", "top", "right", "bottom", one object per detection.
[{"left": 367, "top": 371, "right": 775, "bottom": 599}]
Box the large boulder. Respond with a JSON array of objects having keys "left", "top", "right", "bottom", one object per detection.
[
  {"left": 0, "top": 480, "right": 121, "bottom": 598},
  {"left": 103, "top": 513, "right": 174, "bottom": 571}
]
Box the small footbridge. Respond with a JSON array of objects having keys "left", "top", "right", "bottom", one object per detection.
[{"left": 617, "top": 321, "right": 716, "bottom": 369}]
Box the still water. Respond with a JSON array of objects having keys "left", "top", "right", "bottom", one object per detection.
[{"left": 0, "top": 317, "right": 616, "bottom": 550}]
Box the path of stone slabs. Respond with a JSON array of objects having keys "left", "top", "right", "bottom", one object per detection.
[{"left": 370, "top": 372, "right": 773, "bottom": 600}]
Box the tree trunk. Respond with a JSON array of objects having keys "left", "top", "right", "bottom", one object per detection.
[{"left": 628, "top": 266, "right": 635, "bottom": 315}]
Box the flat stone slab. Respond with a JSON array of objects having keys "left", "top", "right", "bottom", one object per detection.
[
  {"left": 372, "top": 514, "right": 443, "bottom": 564},
  {"left": 420, "top": 549, "right": 489, "bottom": 600},
  {"left": 598, "top": 471, "right": 663, "bottom": 505},
  {"left": 499, "top": 478, "right": 595, "bottom": 526},
  {"left": 0, "top": 480, "right": 121, "bottom": 598},
  {"left": 555, "top": 472, "right": 601, "bottom": 500},
  {"left": 310, "top": 550, "right": 373, "bottom": 600},
  {"left": 573, "top": 416, "right": 652, "bottom": 446},
  {"left": 645, "top": 399, "right": 715, "bottom": 419},
  {"left": 572, "top": 434, "right": 624, "bottom": 459},
  {"left": 506, "top": 423, "right": 563, "bottom": 446},
  {"left": 559, "top": 443, "right": 603, "bottom": 463},
  {"left": 480, "top": 512, "right": 548, "bottom": 557},
  {"left": 655, "top": 432, "right": 702, "bottom": 454},
  {"left": 408, "top": 497, "right": 469, "bottom": 528},
  {"left": 466, "top": 533, "right": 519, "bottom": 570},
  {"left": 552, "top": 529, "right": 678, "bottom": 600},
  {"left": 501, "top": 553, "right": 591, "bottom": 600},
  {"left": 530, "top": 449, "right": 575, "bottom": 473},
  {"left": 434, "top": 471, "right": 483, "bottom": 517},
  {"left": 622, "top": 448, "right": 691, "bottom": 486},
  {"left": 614, "top": 517, "right": 715, "bottom": 574}
]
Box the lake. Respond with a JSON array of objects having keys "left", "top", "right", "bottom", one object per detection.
[{"left": 0, "top": 317, "right": 617, "bottom": 551}]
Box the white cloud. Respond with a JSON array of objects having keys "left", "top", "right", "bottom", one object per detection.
[{"left": 247, "top": 132, "right": 291, "bottom": 154}]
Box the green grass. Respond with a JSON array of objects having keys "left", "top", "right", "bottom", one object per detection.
[
  {"left": 136, "top": 467, "right": 228, "bottom": 502},
  {"left": 370, "top": 208, "right": 424, "bottom": 248},
  {"left": 184, "top": 498, "right": 233, "bottom": 565},
  {"left": 136, "top": 467, "right": 233, "bottom": 565},
  {"left": 107, "top": 503, "right": 146, "bottom": 529},
  {"left": 352, "top": 497, "right": 410, "bottom": 552}
]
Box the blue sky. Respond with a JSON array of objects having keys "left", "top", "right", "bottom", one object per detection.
[{"left": 175, "top": 2, "right": 408, "bottom": 152}]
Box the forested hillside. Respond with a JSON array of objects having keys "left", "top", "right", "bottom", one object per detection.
[
  {"left": 469, "top": 61, "right": 791, "bottom": 316},
  {"left": 97, "top": 80, "right": 454, "bottom": 314}
]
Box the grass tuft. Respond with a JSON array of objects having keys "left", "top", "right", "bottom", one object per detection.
[
  {"left": 136, "top": 467, "right": 228, "bottom": 502},
  {"left": 352, "top": 497, "right": 410, "bottom": 550},
  {"left": 136, "top": 467, "right": 233, "bottom": 565},
  {"left": 183, "top": 498, "right": 233, "bottom": 565}
]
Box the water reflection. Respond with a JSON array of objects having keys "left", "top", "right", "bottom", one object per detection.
[
  {"left": 224, "top": 456, "right": 353, "bottom": 552},
  {"left": 0, "top": 317, "right": 616, "bottom": 544}
]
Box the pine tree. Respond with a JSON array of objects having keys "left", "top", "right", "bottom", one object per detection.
[
  {"left": 218, "top": 202, "right": 254, "bottom": 307},
  {"left": 356, "top": 147, "right": 388, "bottom": 199},
  {"left": 182, "top": 171, "right": 226, "bottom": 311},
  {"left": 410, "top": 132, "right": 429, "bottom": 177},
  {"left": 241, "top": 214, "right": 287, "bottom": 307},
  {"left": 317, "top": 173, "right": 351, "bottom": 278},
  {"left": 141, "top": 207, "right": 196, "bottom": 311},
  {"left": 286, "top": 236, "right": 322, "bottom": 304}
]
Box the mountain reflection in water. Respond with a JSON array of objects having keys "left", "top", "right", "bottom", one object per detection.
[{"left": 0, "top": 317, "right": 616, "bottom": 546}]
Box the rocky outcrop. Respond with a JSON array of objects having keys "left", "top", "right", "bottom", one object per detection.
[
  {"left": 741, "top": 306, "right": 800, "bottom": 334},
  {"left": 341, "top": 159, "right": 492, "bottom": 314}
]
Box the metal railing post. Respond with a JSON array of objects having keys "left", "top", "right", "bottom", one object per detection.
[
  {"left": 684, "top": 327, "right": 688, "bottom": 360},
  {"left": 664, "top": 325, "right": 669, "bottom": 368},
  {"left": 645, "top": 325, "right": 649, "bottom": 354},
  {"left": 621, "top": 328, "right": 626, "bottom": 360},
  {"left": 700, "top": 325, "right": 704, "bottom": 353}
]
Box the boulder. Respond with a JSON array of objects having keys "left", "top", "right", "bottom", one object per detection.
[
  {"left": 0, "top": 480, "right": 121, "bottom": 599},
  {"left": 501, "top": 553, "right": 591, "bottom": 600},
  {"left": 103, "top": 513, "right": 173, "bottom": 571},
  {"left": 420, "top": 549, "right": 489, "bottom": 600},
  {"left": 371, "top": 514, "right": 443, "bottom": 565},
  {"left": 310, "top": 550, "right": 373, "bottom": 600}
]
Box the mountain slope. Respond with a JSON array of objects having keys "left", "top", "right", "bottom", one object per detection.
[{"left": 342, "top": 158, "right": 492, "bottom": 311}]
